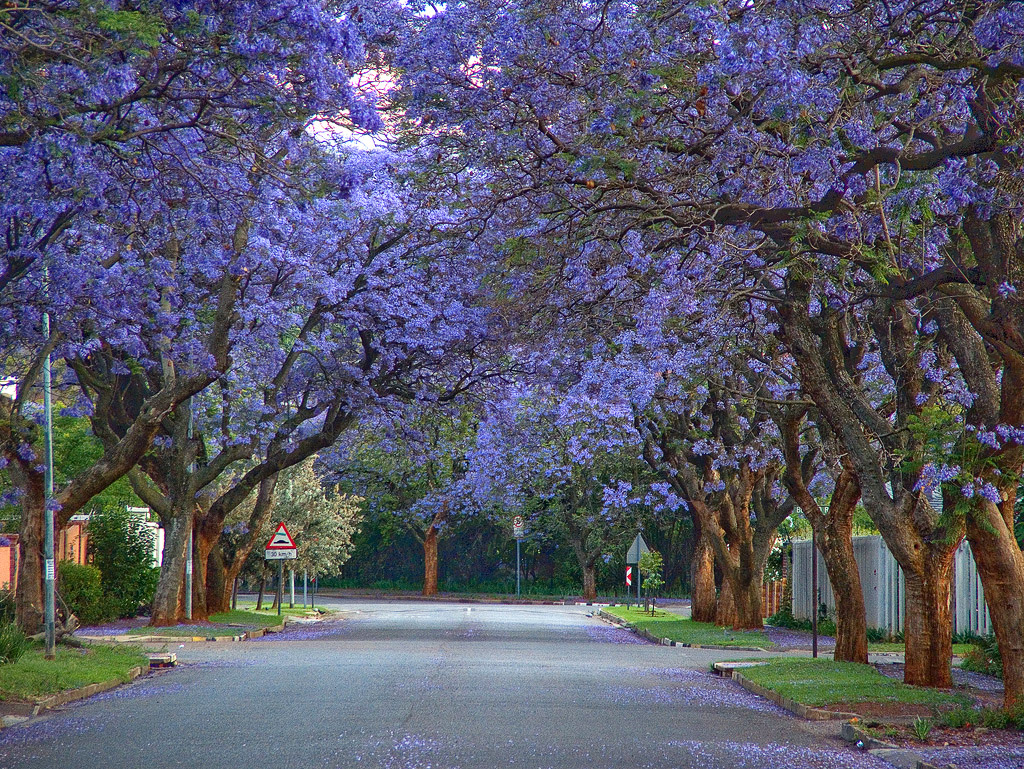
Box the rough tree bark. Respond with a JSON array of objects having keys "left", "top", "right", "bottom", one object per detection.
[
  {"left": 422, "top": 502, "right": 449, "bottom": 597},
  {"left": 690, "top": 522, "right": 717, "bottom": 623},
  {"left": 780, "top": 412, "right": 868, "bottom": 663}
]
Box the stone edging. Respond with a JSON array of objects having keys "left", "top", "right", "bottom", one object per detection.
[
  {"left": 730, "top": 671, "right": 858, "bottom": 721},
  {"left": 0, "top": 664, "right": 147, "bottom": 719},
  {"left": 596, "top": 609, "right": 769, "bottom": 652}
]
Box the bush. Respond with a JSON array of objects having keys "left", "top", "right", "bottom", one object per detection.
[
  {"left": 766, "top": 607, "right": 837, "bottom": 637},
  {"left": 59, "top": 561, "right": 110, "bottom": 625},
  {"left": 0, "top": 590, "right": 15, "bottom": 626},
  {"left": 959, "top": 634, "right": 1002, "bottom": 678},
  {"left": 88, "top": 508, "right": 159, "bottom": 618},
  {"left": 0, "top": 622, "right": 29, "bottom": 665}
]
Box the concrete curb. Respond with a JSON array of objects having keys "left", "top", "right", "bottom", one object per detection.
[
  {"left": 730, "top": 671, "right": 858, "bottom": 721},
  {"left": 0, "top": 665, "right": 147, "bottom": 721},
  {"left": 596, "top": 609, "right": 770, "bottom": 652},
  {"left": 839, "top": 723, "right": 952, "bottom": 769}
]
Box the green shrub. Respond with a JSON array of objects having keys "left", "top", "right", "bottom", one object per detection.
[
  {"left": 0, "top": 622, "right": 29, "bottom": 665},
  {"left": 0, "top": 590, "right": 15, "bottom": 626},
  {"left": 88, "top": 508, "right": 159, "bottom": 618},
  {"left": 58, "top": 561, "right": 110, "bottom": 625},
  {"left": 766, "top": 607, "right": 836, "bottom": 636},
  {"left": 938, "top": 704, "right": 1024, "bottom": 732},
  {"left": 959, "top": 634, "right": 1002, "bottom": 678}
]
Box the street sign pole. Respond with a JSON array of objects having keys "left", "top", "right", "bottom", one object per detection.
[
  {"left": 289, "top": 569, "right": 295, "bottom": 608},
  {"left": 516, "top": 538, "right": 521, "bottom": 598},
  {"left": 277, "top": 560, "right": 283, "bottom": 617},
  {"left": 303, "top": 570, "right": 308, "bottom": 609}
]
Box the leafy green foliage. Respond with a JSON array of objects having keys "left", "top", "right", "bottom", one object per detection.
[
  {"left": 0, "top": 622, "right": 29, "bottom": 665},
  {"left": 959, "top": 634, "right": 1002, "bottom": 679},
  {"left": 911, "top": 717, "right": 932, "bottom": 741},
  {"left": 58, "top": 561, "right": 110, "bottom": 625},
  {"left": 939, "top": 703, "right": 1024, "bottom": 731},
  {"left": 87, "top": 508, "right": 159, "bottom": 618}
]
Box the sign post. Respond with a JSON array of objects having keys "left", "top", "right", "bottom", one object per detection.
[
  {"left": 626, "top": 533, "right": 650, "bottom": 604},
  {"left": 264, "top": 522, "right": 297, "bottom": 617},
  {"left": 513, "top": 515, "right": 525, "bottom": 597}
]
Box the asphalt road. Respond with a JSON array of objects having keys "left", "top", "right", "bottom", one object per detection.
[{"left": 0, "top": 600, "right": 892, "bottom": 769}]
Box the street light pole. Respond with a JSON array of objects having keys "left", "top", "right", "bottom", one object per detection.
[
  {"left": 41, "top": 308, "right": 56, "bottom": 660},
  {"left": 185, "top": 402, "right": 193, "bottom": 621}
]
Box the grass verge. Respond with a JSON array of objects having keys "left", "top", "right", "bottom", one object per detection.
[
  {"left": 604, "top": 606, "right": 773, "bottom": 648},
  {"left": 867, "top": 642, "right": 976, "bottom": 655},
  {"left": 736, "top": 657, "right": 969, "bottom": 708},
  {"left": 0, "top": 643, "right": 147, "bottom": 701},
  {"left": 124, "top": 609, "right": 292, "bottom": 636}
]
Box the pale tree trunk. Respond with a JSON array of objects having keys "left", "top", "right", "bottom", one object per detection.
[
  {"left": 965, "top": 497, "right": 1024, "bottom": 706},
  {"left": 690, "top": 526, "right": 717, "bottom": 623}
]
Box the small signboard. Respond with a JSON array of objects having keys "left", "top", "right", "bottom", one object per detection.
[
  {"left": 625, "top": 565, "right": 632, "bottom": 587},
  {"left": 265, "top": 522, "right": 297, "bottom": 560},
  {"left": 513, "top": 515, "right": 525, "bottom": 539},
  {"left": 626, "top": 533, "right": 650, "bottom": 564}
]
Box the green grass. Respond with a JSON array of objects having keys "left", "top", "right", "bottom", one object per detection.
[
  {"left": 867, "top": 642, "right": 976, "bottom": 655},
  {"left": 126, "top": 625, "right": 244, "bottom": 637},
  {"left": 232, "top": 603, "right": 320, "bottom": 618},
  {"left": 604, "top": 606, "right": 773, "bottom": 648},
  {"left": 0, "top": 643, "right": 147, "bottom": 701},
  {"left": 736, "top": 657, "right": 969, "bottom": 708},
  {"left": 125, "top": 608, "right": 292, "bottom": 636}
]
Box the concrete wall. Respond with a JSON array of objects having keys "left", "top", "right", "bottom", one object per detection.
[{"left": 792, "top": 535, "right": 988, "bottom": 635}]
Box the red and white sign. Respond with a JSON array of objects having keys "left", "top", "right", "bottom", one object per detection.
[
  {"left": 625, "top": 566, "right": 632, "bottom": 587},
  {"left": 265, "top": 522, "right": 297, "bottom": 560}
]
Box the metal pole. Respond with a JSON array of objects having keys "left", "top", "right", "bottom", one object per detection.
[
  {"left": 303, "top": 570, "right": 307, "bottom": 609},
  {"left": 812, "top": 529, "right": 818, "bottom": 659},
  {"left": 516, "top": 538, "right": 521, "bottom": 598},
  {"left": 42, "top": 309, "right": 56, "bottom": 660},
  {"left": 277, "top": 561, "right": 283, "bottom": 617},
  {"left": 289, "top": 569, "right": 294, "bottom": 608},
  {"left": 185, "top": 403, "right": 193, "bottom": 621}
]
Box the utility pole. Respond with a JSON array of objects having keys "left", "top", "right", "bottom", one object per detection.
[{"left": 41, "top": 307, "right": 56, "bottom": 660}]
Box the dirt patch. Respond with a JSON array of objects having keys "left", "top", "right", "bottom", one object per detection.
[
  {"left": 822, "top": 701, "right": 935, "bottom": 719},
  {"left": 886, "top": 726, "right": 1024, "bottom": 750}
]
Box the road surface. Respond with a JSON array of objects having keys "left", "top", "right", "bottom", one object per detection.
[{"left": 0, "top": 600, "right": 889, "bottom": 768}]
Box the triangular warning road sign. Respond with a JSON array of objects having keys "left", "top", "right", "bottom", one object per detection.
[{"left": 265, "top": 522, "right": 297, "bottom": 549}]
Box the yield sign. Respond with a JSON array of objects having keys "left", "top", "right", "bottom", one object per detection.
[
  {"left": 626, "top": 533, "right": 650, "bottom": 564},
  {"left": 265, "top": 522, "right": 297, "bottom": 550}
]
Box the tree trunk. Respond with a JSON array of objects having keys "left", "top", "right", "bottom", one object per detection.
[
  {"left": 715, "top": 578, "right": 738, "bottom": 627},
  {"left": 729, "top": 565, "right": 764, "bottom": 630},
  {"left": 423, "top": 527, "right": 440, "bottom": 596},
  {"left": 256, "top": 575, "right": 266, "bottom": 611},
  {"left": 820, "top": 524, "right": 869, "bottom": 664},
  {"left": 203, "top": 538, "right": 227, "bottom": 620},
  {"left": 965, "top": 499, "right": 1024, "bottom": 707},
  {"left": 902, "top": 551, "right": 955, "bottom": 689},
  {"left": 422, "top": 504, "right": 449, "bottom": 597},
  {"left": 582, "top": 563, "right": 597, "bottom": 602},
  {"left": 690, "top": 526, "right": 717, "bottom": 623},
  {"left": 150, "top": 507, "right": 191, "bottom": 626},
  {"left": 14, "top": 468, "right": 45, "bottom": 634}
]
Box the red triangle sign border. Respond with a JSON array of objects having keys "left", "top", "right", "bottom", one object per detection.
[{"left": 265, "top": 521, "right": 297, "bottom": 549}]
